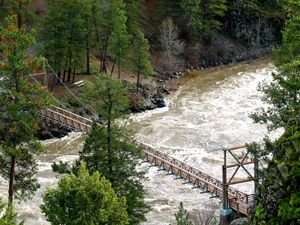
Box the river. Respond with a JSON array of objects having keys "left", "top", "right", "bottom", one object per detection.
[{"left": 1, "top": 57, "right": 278, "bottom": 224}]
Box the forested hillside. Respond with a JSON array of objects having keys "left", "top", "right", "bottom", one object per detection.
[{"left": 0, "top": 0, "right": 286, "bottom": 77}]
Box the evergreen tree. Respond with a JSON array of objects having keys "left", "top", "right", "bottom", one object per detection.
[
  {"left": 92, "top": 0, "right": 114, "bottom": 73},
  {"left": 0, "top": 199, "right": 23, "bottom": 225},
  {"left": 0, "top": 16, "right": 51, "bottom": 203},
  {"left": 41, "top": 0, "right": 88, "bottom": 82},
  {"left": 251, "top": 4, "right": 300, "bottom": 224},
  {"left": 41, "top": 162, "right": 129, "bottom": 225},
  {"left": 0, "top": 0, "right": 31, "bottom": 27},
  {"left": 175, "top": 202, "right": 192, "bottom": 225},
  {"left": 251, "top": 14, "right": 300, "bottom": 130},
  {"left": 78, "top": 75, "right": 150, "bottom": 224},
  {"left": 179, "top": 0, "right": 203, "bottom": 41},
  {"left": 131, "top": 31, "right": 153, "bottom": 92},
  {"left": 202, "top": 0, "right": 228, "bottom": 34},
  {"left": 124, "top": 0, "right": 140, "bottom": 36},
  {"left": 109, "top": 0, "right": 130, "bottom": 79}
]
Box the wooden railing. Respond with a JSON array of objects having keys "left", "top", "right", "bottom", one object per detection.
[
  {"left": 41, "top": 105, "right": 92, "bottom": 133},
  {"left": 143, "top": 145, "right": 253, "bottom": 215},
  {"left": 41, "top": 106, "right": 253, "bottom": 216}
]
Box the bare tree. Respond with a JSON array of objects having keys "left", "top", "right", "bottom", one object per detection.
[
  {"left": 160, "top": 17, "right": 184, "bottom": 67},
  {"left": 189, "top": 201, "right": 219, "bottom": 225}
]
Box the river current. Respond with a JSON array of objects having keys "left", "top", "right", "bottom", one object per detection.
[{"left": 0, "top": 58, "right": 279, "bottom": 224}]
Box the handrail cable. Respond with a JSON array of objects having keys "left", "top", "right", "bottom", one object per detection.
[{"left": 43, "top": 58, "right": 98, "bottom": 117}]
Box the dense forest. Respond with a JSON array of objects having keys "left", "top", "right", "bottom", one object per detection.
[
  {"left": 0, "top": 0, "right": 286, "bottom": 80},
  {"left": 0, "top": 0, "right": 299, "bottom": 225}
]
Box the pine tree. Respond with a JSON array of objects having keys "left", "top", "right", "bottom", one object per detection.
[
  {"left": 250, "top": 4, "right": 300, "bottom": 224},
  {"left": 175, "top": 202, "right": 193, "bottom": 225},
  {"left": 131, "top": 31, "right": 153, "bottom": 92},
  {"left": 0, "top": 0, "right": 31, "bottom": 27},
  {"left": 109, "top": 0, "right": 130, "bottom": 79},
  {"left": 41, "top": 0, "right": 88, "bottom": 82},
  {"left": 0, "top": 16, "right": 51, "bottom": 203},
  {"left": 41, "top": 162, "right": 129, "bottom": 225},
  {"left": 202, "top": 0, "right": 228, "bottom": 34},
  {"left": 179, "top": 0, "right": 204, "bottom": 41},
  {"left": 0, "top": 199, "right": 23, "bottom": 225},
  {"left": 78, "top": 75, "right": 150, "bottom": 224}
]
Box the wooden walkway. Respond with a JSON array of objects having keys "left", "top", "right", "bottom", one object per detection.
[
  {"left": 42, "top": 106, "right": 253, "bottom": 216},
  {"left": 41, "top": 105, "right": 93, "bottom": 133}
]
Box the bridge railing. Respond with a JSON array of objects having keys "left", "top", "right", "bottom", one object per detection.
[
  {"left": 49, "top": 105, "right": 93, "bottom": 125},
  {"left": 143, "top": 145, "right": 254, "bottom": 212},
  {"left": 41, "top": 106, "right": 92, "bottom": 133}
]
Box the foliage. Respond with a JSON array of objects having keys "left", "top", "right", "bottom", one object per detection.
[
  {"left": 0, "top": 199, "right": 23, "bottom": 225},
  {"left": 131, "top": 30, "right": 153, "bottom": 92},
  {"left": 251, "top": 11, "right": 300, "bottom": 131},
  {"left": 251, "top": 3, "right": 300, "bottom": 224},
  {"left": 273, "top": 15, "right": 300, "bottom": 66},
  {"left": 0, "top": 15, "right": 51, "bottom": 203},
  {"left": 41, "top": 162, "right": 129, "bottom": 225},
  {"left": 109, "top": 0, "right": 130, "bottom": 79},
  {"left": 251, "top": 120, "right": 300, "bottom": 225},
  {"left": 0, "top": 0, "right": 33, "bottom": 26},
  {"left": 41, "top": 0, "right": 89, "bottom": 82},
  {"left": 52, "top": 75, "right": 150, "bottom": 224},
  {"left": 174, "top": 202, "right": 192, "bottom": 225},
  {"left": 179, "top": 0, "right": 203, "bottom": 41},
  {"left": 250, "top": 65, "right": 300, "bottom": 130}
]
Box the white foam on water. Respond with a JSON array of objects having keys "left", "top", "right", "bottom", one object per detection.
[{"left": 0, "top": 59, "right": 283, "bottom": 224}]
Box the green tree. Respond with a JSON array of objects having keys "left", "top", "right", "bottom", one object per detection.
[
  {"left": 0, "top": 16, "right": 51, "bottom": 203},
  {"left": 179, "top": 0, "right": 204, "bottom": 41},
  {"left": 202, "top": 0, "right": 227, "bottom": 34},
  {"left": 0, "top": 199, "right": 23, "bottom": 225},
  {"left": 251, "top": 119, "right": 300, "bottom": 224},
  {"left": 174, "top": 202, "right": 192, "bottom": 225},
  {"left": 0, "top": 0, "right": 31, "bottom": 27},
  {"left": 41, "top": 0, "right": 88, "bottom": 82},
  {"left": 251, "top": 4, "right": 300, "bottom": 224},
  {"left": 92, "top": 0, "right": 114, "bottom": 73},
  {"left": 41, "top": 162, "right": 129, "bottom": 225},
  {"left": 273, "top": 14, "right": 300, "bottom": 66},
  {"left": 251, "top": 15, "right": 300, "bottom": 130},
  {"left": 109, "top": 0, "right": 130, "bottom": 79},
  {"left": 131, "top": 31, "right": 153, "bottom": 92},
  {"left": 79, "top": 75, "right": 150, "bottom": 224},
  {"left": 124, "top": 0, "right": 140, "bottom": 36}
]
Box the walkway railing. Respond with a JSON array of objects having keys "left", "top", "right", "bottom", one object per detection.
[
  {"left": 143, "top": 145, "right": 253, "bottom": 215},
  {"left": 41, "top": 105, "right": 92, "bottom": 133}
]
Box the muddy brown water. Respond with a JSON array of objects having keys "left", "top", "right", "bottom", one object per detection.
[{"left": 0, "top": 57, "right": 280, "bottom": 224}]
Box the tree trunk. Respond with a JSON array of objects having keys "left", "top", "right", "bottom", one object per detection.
[
  {"left": 8, "top": 156, "right": 16, "bottom": 204},
  {"left": 72, "top": 67, "right": 75, "bottom": 83},
  {"left": 17, "top": 1, "right": 22, "bottom": 28},
  {"left": 86, "top": 36, "right": 90, "bottom": 75},
  {"left": 67, "top": 53, "right": 72, "bottom": 82},
  {"left": 63, "top": 70, "right": 66, "bottom": 83},
  {"left": 136, "top": 70, "right": 140, "bottom": 93},
  {"left": 100, "top": 37, "right": 109, "bottom": 73},
  {"left": 110, "top": 58, "right": 116, "bottom": 75},
  {"left": 117, "top": 58, "right": 121, "bottom": 80},
  {"left": 107, "top": 102, "right": 113, "bottom": 174}
]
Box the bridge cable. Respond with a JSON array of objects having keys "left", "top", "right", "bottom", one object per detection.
[
  {"left": 43, "top": 58, "right": 98, "bottom": 117},
  {"left": 28, "top": 74, "right": 69, "bottom": 109}
]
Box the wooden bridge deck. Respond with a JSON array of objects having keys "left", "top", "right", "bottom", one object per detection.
[{"left": 42, "top": 106, "right": 253, "bottom": 216}]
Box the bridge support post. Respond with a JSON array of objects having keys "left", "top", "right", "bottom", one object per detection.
[
  {"left": 220, "top": 149, "right": 232, "bottom": 225},
  {"left": 220, "top": 208, "right": 232, "bottom": 225}
]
